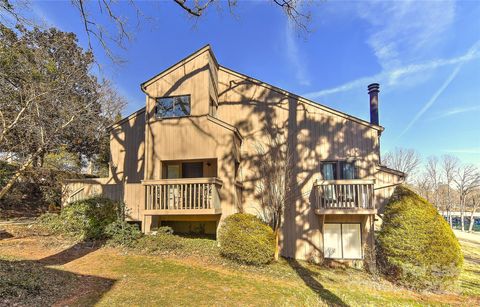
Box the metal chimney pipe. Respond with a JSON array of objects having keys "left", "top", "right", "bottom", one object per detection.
[{"left": 368, "top": 83, "right": 380, "bottom": 126}]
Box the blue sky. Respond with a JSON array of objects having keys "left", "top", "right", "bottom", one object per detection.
[{"left": 28, "top": 0, "right": 480, "bottom": 166}]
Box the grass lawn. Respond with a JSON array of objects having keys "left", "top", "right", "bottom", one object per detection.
[{"left": 1, "top": 224, "right": 479, "bottom": 306}]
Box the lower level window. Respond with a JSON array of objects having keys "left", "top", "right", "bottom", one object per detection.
[{"left": 324, "top": 223, "right": 362, "bottom": 259}]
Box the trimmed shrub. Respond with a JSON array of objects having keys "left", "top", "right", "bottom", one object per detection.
[
  {"left": 37, "top": 197, "right": 122, "bottom": 240},
  {"left": 218, "top": 213, "right": 275, "bottom": 265},
  {"left": 377, "top": 186, "right": 463, "bottom": 290},
  {"left": 105, "top": 221, "right": 142, "bottom": 247},
  {"left": 135, "top": 232, "right": 184, "bottom": 254}
]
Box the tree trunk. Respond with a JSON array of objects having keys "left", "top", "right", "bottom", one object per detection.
[
  {"left": 0, "top": 148, "right": 42, "bottom": 200},
  {"left": 468, "top": 209, "right": 476, "bottom": 232},
  {"left": 274, "top": 229, "right": 280, "bottom": 261},
  {"left": 460, "top": 197, "right": 465, "bottom": 231}
]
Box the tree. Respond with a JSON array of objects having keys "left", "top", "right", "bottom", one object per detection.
[
  {"left": 454, "top": 164, "right": 480, "bottom": 231},
  {"left": 467, "top": 190, "right": 479, "bottom": 232},
  {"left": 425, "top": 156, "right": 441, "bottom": 209},
  {"left": 1, "top": 0, "right": 312, "bottom": 63},
  {"left": 254, "top": 128, "right": 293, "bottom": 260},
  {"left": 441, "top": 155, "right": 459, "bottom": 227},
  {"left": 382, "top": 147, "right": 422, "bottom": 181},
  {"left": 0, "top": 25, "right": 120, "bottom": 199}
]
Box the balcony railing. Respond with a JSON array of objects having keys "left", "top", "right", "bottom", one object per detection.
[
  {"left": 314, "top": 179, "right": 375, "bottom": 212},
  {"left": 143, "top": 178, "right": 222, "bottom": 213}
]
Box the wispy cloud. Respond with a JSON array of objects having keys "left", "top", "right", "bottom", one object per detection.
[
  {"left": 358, "top": 0, "right": 456, "bottom": 70},
  {"left": 303, "top": 0, "right": 463, "bottom": 100},
  {"left": 399, "top": 40, "right": 480, "bottom": 136},
  {"left": 430, "top": 105, "right": 480, "bottom": 121},
  {"left": 285, "top": 21, "right": 310, "bottom": 86},
  {"left": 303, "top": 45, "right": 480, "bottom": 99}
]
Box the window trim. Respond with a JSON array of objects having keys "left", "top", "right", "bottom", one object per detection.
[
  {"left": 323, "top": 222, "right": 363, "bottom": 260},
  {"left": 155, "top": 94, "right": 192, "bottom": 119}
]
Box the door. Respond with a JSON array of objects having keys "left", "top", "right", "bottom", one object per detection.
[{"left": 182, "top": 162, "right": 203, "bottom": 178}]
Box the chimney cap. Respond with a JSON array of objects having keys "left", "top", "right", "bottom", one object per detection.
[{"left": 368, "top": 83, "right": 380, "bottom": 93}]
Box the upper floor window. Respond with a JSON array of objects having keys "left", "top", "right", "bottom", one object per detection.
[
  {"left": 155, "top": 95, "right": 191, "bottom": 118},
  {"left": 321, "top": 161, "right": 357, "bottom": 180}
]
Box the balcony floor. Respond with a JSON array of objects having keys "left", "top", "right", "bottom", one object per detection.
[{"left": 315, "top": 208, "right": 377, "bottom": 215}]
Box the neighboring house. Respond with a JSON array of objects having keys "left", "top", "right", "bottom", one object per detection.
[{"left": 64, "top": 45, "right": 404, "bottom": 262}]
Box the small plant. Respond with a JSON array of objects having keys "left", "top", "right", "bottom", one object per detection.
[
  {"left": 377, "top": 186, "right": 463, "bottom": 290},
  {"left": 135, "top": 232, "right": 184, "bottom": 254},
  {"left": 218, "top": 213, "right": 275, "bottom": 265},
  {"left": 105, "top": 221, "right": 142, "bottom": 247}
]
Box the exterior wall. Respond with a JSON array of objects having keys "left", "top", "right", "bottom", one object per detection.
[
  {"left": 64, "top": 46, "right": 400, "bottom": 262},
  {"left": 109, "top": 110, "right": 146, "bottom": 184},
  {"left": 62, "top": 179, "right": 144, "bottom": 221},
  {"left": 141, "top": 49, "right": 240, "bottom": 222},
  {"left": 215, "top": 67, "right": 382, "bottom": 259},
  {"left": 374, "top": 167, "right": 405, "bottom": 213}
]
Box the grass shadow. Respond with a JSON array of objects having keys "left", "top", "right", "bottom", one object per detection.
[
  {"left": 0, "top": 238, "right": 116, "bottom": 306},
  {"left": 287, "top": 259, "right": 348, "bottom": 306}
]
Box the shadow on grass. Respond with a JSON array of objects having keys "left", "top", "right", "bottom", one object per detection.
[
  {"left": 0, "top": 241, "right": 116, "bottom": 306},
  {"left": 0, "top": 230, "right": 13, "bottom": 240},
  {"left": 287, "top": 259, "right": 348, "bottom": 306}
]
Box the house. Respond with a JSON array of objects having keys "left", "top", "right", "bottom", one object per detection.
[{"left": 64, "top": 45, "right": 404, "bottom": 262}]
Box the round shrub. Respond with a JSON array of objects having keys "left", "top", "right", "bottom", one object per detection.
[
  {"left": 218, "top": 213, "right": 275, "bottom": 265},
  {"left": 105, "top": 221, "right": 142, "bottom": 247},
  {"left": 377, "top": 186, "right": 463, "bottom": 290}
]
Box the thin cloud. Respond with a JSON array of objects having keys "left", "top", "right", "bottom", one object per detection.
[
  {"left": 303, "top": 46, "right": 480, "bottom": 99},
  {"left": 399, "top": 40, "right": 480, "bottom": 137},
  {"left": 285, "top": 20, "right": 310, "bottom": 86},
  {"left": 430, "top": 105, "right": 480, "bottom": 121}
]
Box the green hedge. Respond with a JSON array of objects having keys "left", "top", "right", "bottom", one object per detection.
[
  {"left": 218, "top": 213, "right": 275, "bottom": 265},
  {"left": 37, "top": 197, "right": 122, "bottom": 240},
  {"left": 377, "top": 186, "right": 463, "bottom": 290}
]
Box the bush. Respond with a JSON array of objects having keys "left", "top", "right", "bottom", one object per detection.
[
  {"left": 105, "top": 221, "right": 142, "bottom": 247},
  {"left": 218, "top": 213, "right": 275, "bottom": 265},
  {"left": 135, "top": 232, "right": 184, "bottom": 254},
  {"left": 377, "top": 186, "right": 463, "bottom": 290},
  {"left": 37, "top": 197, "right": 122, "bottom": 240}
]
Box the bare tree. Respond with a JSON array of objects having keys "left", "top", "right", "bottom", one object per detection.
[
  {"left": 1, "top": 0, "right": 312, "bottom": 63},
  {"left": 254, "top": 128, "right": 293, "bottom": 260},
  {"left": 425, "top": 156, "right": 442, "bottom": 209},
  {"left": 454, "top": 164, "right": 480, "bottom": 231},
  {"left": 382, "top": 147, "right": 422, "bottom": 181},
  {"left": 441, "top": 155, "right": 459, "bottom": 227},
  {"left": 414, "top": 172, "right": 433, "bottom": 202},
  {"left": 467, "top": 190, "right": 479, "bottom": 232}
]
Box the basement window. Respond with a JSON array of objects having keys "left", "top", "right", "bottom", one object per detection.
[
  {"left": 155, "top": 95, "right": 191, "bottom": 118},
  {"left": 324, "top": 223, "right": 362, "bottom": 259}
]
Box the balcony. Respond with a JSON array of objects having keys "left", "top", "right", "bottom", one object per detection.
[
  {"left": 313, "top": 179, "right": 376, "bottom": 215},
  {"left": 142, "top": 178, "right": 222, "bottom": 215}
]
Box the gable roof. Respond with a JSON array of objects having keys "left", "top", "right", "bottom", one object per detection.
[
  {"left": 140, "top": 44, "right": 218, "bottom": 91},
  {"left": 139, "top": 45, "right": 384, "bottom": 131}
]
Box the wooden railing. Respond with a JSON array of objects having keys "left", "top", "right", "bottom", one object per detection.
[
  {"left": 143, "top": 178, "right": 222, "bottom": 211},
  {"left": 314, "top": 179, "right": 375, "bottom": 210}
]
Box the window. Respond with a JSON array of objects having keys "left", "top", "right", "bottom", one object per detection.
[
  {"left": 182, "top": 162, "right": 203, "bottom": 178},
  {"left": 324, "top": 223, "right": 362, "bottom": 259},
  {"left": 155, "top": 95, "right": 191, "bottom": 118},
  {"left": 321, "top": 161, "right": 357, "bottom": 180},
  {"left": 166, "top": 164, "right": 180, "bottom": 179}
]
